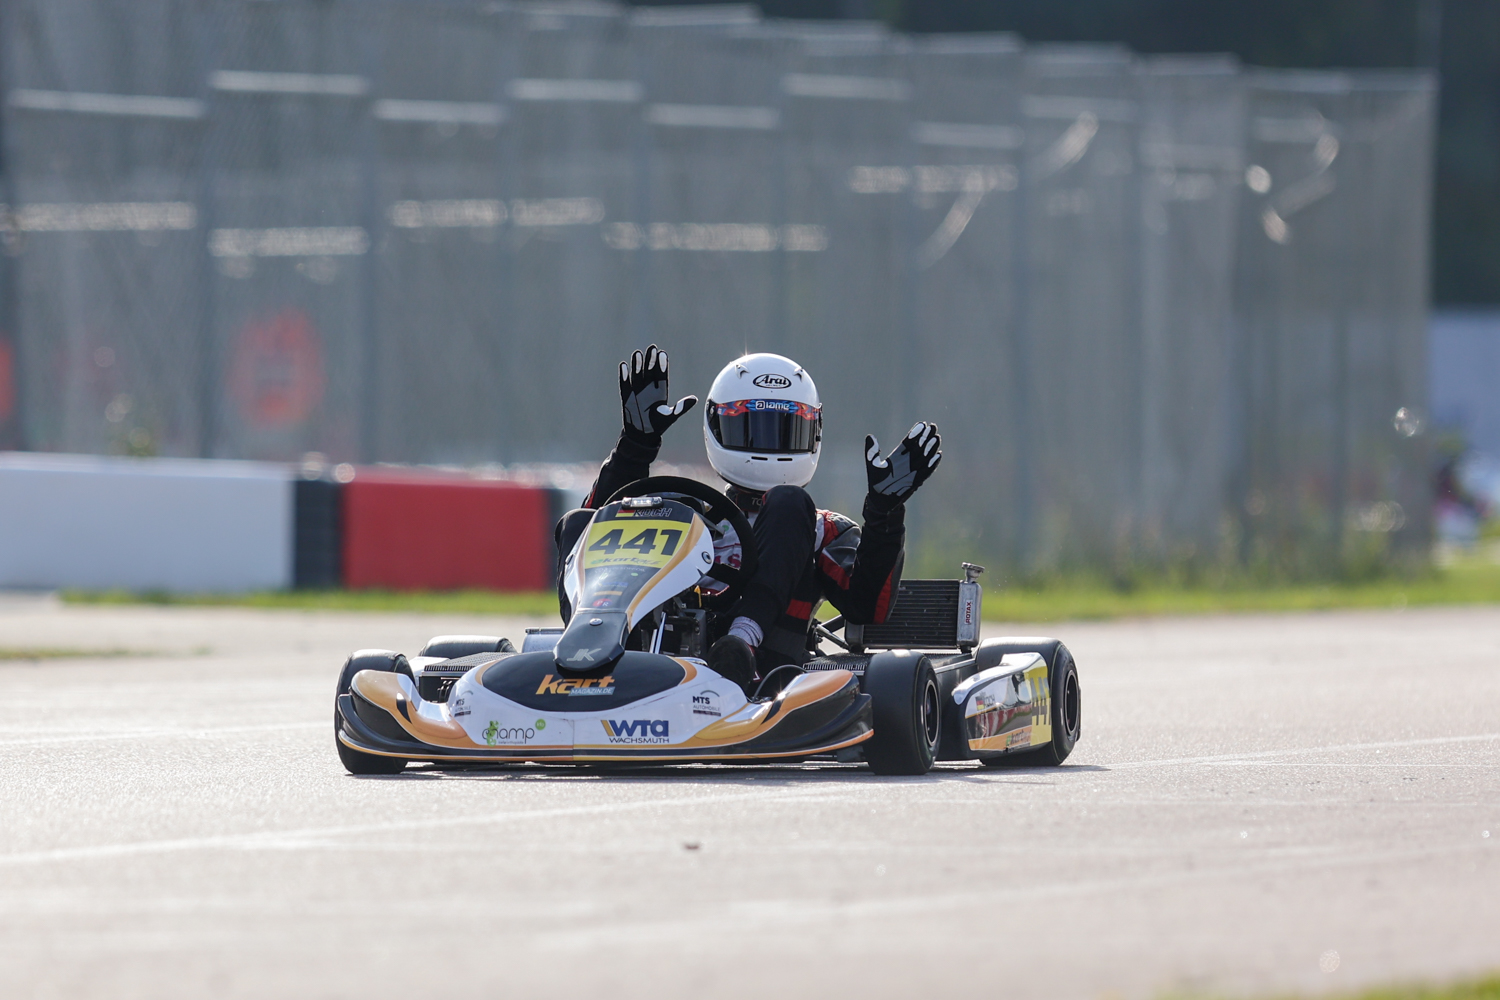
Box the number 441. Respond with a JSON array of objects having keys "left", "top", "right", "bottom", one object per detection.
[{"left": 588, "top": 527, "right": 683, "bottom": 557}]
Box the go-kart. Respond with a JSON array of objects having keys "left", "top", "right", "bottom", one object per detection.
[{"left": 333, "top": 477, "right": 1082, "bottom": 775}]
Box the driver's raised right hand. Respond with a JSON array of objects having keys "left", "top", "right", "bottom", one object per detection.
[{"left": 619, "top": 345, "right": 698, "bottom": 444}]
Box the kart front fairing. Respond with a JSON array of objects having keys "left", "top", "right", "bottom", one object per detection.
[
  {"left": 340, "top": 648, "right": 871, "bottom": 763},
  {"left": 552, "top": 496, "right": 718, "bottom": 668},
  {"left": 336, "top": 497, "right": 873, "bottom": 763}
]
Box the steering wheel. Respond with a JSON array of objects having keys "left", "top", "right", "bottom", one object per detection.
[{"left": 606, "top": 476, "right": 759, "bottom": 606}]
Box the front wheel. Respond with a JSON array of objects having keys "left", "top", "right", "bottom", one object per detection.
[
  {"left": 863, "top": 651, "right": 940, "bottom": 775},
  {"left": 334, "top": 650, "right": 411, "bottom": 775}
]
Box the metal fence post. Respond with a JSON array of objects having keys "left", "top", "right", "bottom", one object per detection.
[
  {"left": 0, "top": 0, "right": 25, "bottom": 451},
  {"left": 1009, "top": 111, "right": 1035, "bottom": 572},
  {"left": 193, "top": 1, "right": 224, "bottom": 458},
  {"left": 357, "top": 5, "right": 384, "bottom": 463}
]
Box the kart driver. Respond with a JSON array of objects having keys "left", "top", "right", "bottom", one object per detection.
[{"left": 557, "top": 345, "right": 941, "bottom": 697}]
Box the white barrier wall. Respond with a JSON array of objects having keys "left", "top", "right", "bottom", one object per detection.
[{"left": 0, "top": 453, "right": 292, "bottom": 592}]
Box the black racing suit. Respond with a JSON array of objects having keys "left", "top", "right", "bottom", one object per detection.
[{"left": 557, "top": 429, "right": 906, "bottom": 673}]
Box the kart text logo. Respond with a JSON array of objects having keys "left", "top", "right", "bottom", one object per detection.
[
  {"left": 752, "top": 373, "right": 791, "bottom": 389},
  {"left": 602, "top": 719, "right": 671, "bottom": 744},
  {"left": 536, "top": 674, "right": 615, "bottom": 697}
]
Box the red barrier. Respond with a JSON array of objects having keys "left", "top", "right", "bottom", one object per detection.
[{"left": 342, "top": 470, "right": 551, "bottom": 591}]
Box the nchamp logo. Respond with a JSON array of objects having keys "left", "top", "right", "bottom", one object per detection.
[
  {"left": 752, "top": 372, "right": 791, "bottom": 390},
  {"left": 484, "top": 719, "right": 545, "bottom": 745},
  {"left": 602, "top": 719, "right": 671, "bottom": 744}
]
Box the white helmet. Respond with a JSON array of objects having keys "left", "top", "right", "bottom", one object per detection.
[{"left": 703, "top": 353, "right": 822, "bottom": 492}]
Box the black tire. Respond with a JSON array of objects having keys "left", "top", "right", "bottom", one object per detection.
[
  {"left": 334, "top": 650, "right": 412, "bottom": 775},
  {"left": 980, "top": 643, "right": 1081, "bottom": 768},
  {"left": 863, "top": 651, "right": 941, "bottom": 775},
  {"left": 418, "top": 635, "right": 514, "bottom": 659}
]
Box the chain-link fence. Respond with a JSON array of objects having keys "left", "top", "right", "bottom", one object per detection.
[{"left": 0, "top": 0, "right": 1436, "bottom": 576}]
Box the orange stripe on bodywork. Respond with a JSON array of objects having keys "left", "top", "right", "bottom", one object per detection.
[
  {"left": 351, "top": 670, "right": 480, "bottom": 748},
  {"left": 467, "top": 655, "right": 508, "bottom": 687},
  {"left": 680, "top": 670, "right": 856, "bottom": 748},
  {"left": 625, "top": 518, "right": 707, "bottom": 620}
]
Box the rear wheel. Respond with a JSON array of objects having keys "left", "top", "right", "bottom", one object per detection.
[
  {"left": 334, "top": 650, "right": 411, "bottom": 775},
  {"left": 981, "top": 644, "right": 1081, "bottom": 768},
  {"left": 864, "top": 652, "right": 940, "bottom": 775}
]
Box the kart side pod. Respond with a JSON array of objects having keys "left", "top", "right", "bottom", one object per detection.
[
  {"left": 933, "top": 636, "right": 1080, "bottom": 764},
  {"left": 945, "top": 652, "right": 1051, "bottom": 758}
]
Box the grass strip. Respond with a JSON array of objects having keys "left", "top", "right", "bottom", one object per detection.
[
  {"left": 1341, "top": 978, "right": 1500, "bottom": 1000},
  {"left": 0, "top": 647, "right": 152, "bottom": 661},
  {"left": 58, "top": 559, "right": 1500, "bottom": 622},
  {"left": 61, "top": 588, "right": 560, "bottom": 617},
  {"left": 1212, "top": 974, "right": 1500, "bottom": 1000},
  {"left": 985, "top": 559, "right": 1500, "bottom": 622}
]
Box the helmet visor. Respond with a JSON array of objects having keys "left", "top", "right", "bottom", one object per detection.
[{"left": 708, "top": 399, "right": 822, "bottom": 454}]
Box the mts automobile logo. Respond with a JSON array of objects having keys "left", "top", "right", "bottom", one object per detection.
[
  {"left": 752, "top": 372, "right": 791, "bottom": 389},
  {"left": 692, "top": 690, "right": 722, "bottom": 718},
  {"left": 602, "top": 719, "right": 671, "bottom": 744}
]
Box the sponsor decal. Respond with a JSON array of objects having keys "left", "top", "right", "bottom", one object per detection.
[
  {"left": 601, "top": 719, "right": 671, "bottom": 744},
  {"left": 535, "top": 674, "right": 616, "bottom": 697},
  {"left": 483, "top": 720, "right": 539, "bottom": 746},
  {"left": 714, "top": 398, "right": 819, "bottom": 419},
  {"left": 567, "top": 647, "right": 599, "bottom": 665},
  {"left": 752, "top": 372, "right": 792, "bottom": 389},
  {"left": 1006, "top": 727, "right": 1031, "bottom": 749},
  {"left": 450, "top": 694, "right": 471, "bottom": 718},
  {"left": 691, "top": 689, "right": 723, "bottom": 719},
  {"left": 610, "top": 508, "right": 675, "bottom": 519}
]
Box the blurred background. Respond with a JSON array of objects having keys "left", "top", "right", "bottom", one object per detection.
[{"left": 0, "top": 0, "right": 1492, "bottom": 586}]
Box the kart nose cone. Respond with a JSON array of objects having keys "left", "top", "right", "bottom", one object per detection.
[{"left": 554, "top": 610, "right": 628, "bottom": 672}]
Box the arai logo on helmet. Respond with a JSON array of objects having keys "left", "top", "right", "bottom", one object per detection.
[{"left": 752, "top": 372, "right": 792, "bottom": 390}]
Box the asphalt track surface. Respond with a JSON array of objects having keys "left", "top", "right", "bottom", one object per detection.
[{"left": 1, "top": 596, "right": 1497, "bottom": 1000}]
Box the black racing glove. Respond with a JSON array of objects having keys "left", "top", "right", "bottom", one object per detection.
[
  {"left": 619, "top": 345, "right": 697, "bottom": 445},
  {"left": 865, "top": 421, "right": 942, "bottom": 512}
]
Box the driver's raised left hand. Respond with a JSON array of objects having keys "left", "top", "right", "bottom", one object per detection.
[
  {"left": 619, "top": 345, "right": 697, "bottom": 444},
  {"left": 865, "top": 421, "right": 942, "bottom": 510}
]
